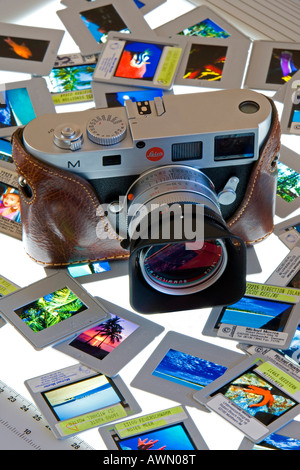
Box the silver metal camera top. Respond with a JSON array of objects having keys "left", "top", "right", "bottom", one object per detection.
[{"left": 23, "top": 89, "right": 273, "bottom": 181}]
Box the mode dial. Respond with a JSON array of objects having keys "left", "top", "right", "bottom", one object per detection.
[{"left": 87, "top": 113, "right": 127, "bottom": 146}]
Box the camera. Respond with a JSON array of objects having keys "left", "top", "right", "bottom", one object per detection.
[{"left": 23, "top": 89, "right": 273, "bottom": 314}]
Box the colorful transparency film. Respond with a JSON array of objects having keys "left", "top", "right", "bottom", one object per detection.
[
  {"left": 48, "top": 63, "right": 96, "bottom": 94},
  {"left": 114, "top": 423, "right": 197, "bottom": 450},
  {"left": 80, "top": 5, "right": 130, "bottom": 44},
  {"left": 14, "top": 287, "right": 87, "bottom": 333},
  {"left": 67, "top": 260, "right": 111, "bottom": 278},
  {"left": 288, "top": 102, "right": 300, "bottom": 129},
  {"left": 0, "top": 139, "right": 13, "bottom": 163},
  {"left": 153, "top": 348, "right": 227, "bottom": 390},
  {"left": 42, "top": 374, "right": 123, "bottom": 421},
  {"left": 114, "top": 40, "right": 165, "bottom": 80},
  {"left": 212, "top": 367, "right": 297, "bottom": 425},
  {"left": 266, "top": 48, "right": 300, "bottom": 85},
  {"left": 278, "top": 325, "right": 300, "bottom": 364},
  {"left": 0, "top": 88, "right": 36, "bottom": 129},
  {"left": 277, "top": 161, "right": 300, "bottom": 203},
  {"left": 69, "top": 314, "right": 139, "bottom": 360},
  {"left": 183, "top": 44, "right": 227, "bottom": 81},
  {"left": 254, "top": 432, "right": 300, "bottom": 450},
  {"left": 178, "top": 18, "right": 230, "bottom": 38},
  {"left": 0, "top": 185, "right": 20, "bottom": 224},
  {"left": 0, "top": 34, "right": 49, "bottom": 61},
  {"left": 216, "top": 296, "right": 294, "bottom": 331}
]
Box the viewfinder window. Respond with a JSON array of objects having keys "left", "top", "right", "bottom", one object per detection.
[{"left": 214, "top": 133, "right": 255, "bottom": 161}]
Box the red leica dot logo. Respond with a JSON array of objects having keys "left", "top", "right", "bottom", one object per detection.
[{"left": 146, "top": 147, "right": 164, "bottom": 161}]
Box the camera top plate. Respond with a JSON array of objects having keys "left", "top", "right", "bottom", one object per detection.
[{"left": 22, "top": 89, "right": 272, "bottom": 181}]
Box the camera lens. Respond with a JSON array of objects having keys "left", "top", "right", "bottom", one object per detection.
[
  {"left": 126, "top": 165, "right": 246, "bottom": 312},
  {"left": 125, "top": 165, "right": 228, "bottom": 297},
  {"left": 139, "top": 239, "right": 227, "bottom": 295},
  {"left": 126, "top": 165, "right": 222, "bottom": 239}
]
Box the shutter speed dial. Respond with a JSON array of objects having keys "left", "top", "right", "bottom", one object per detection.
[{"left": 87, "top": 113, "right": 127, "bottom": 146}]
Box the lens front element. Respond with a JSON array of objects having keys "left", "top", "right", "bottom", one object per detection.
[{"left": 139, "top": 239, "right": 227, "bottom": 296}]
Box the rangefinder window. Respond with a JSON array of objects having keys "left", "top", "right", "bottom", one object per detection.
[
  {"left": 172, "top": 141, "right": 203, "bottom": 162},
  {"left": 214, "top": 133, "right": 255, "bottom": 161}
]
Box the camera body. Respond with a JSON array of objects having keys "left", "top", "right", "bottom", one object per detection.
[
  {"left": 23, "top": 89, "right": 272, "bottom": 219},
  {"left": 22, "top": 89, "right": 273, "bottom": 313}
]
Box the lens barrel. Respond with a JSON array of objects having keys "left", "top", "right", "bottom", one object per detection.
[{"left": 124, "top": 165, "right": 246, "bottom": 314}]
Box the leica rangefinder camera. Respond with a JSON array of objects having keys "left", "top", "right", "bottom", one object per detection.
[{"left": 23, "top": 89, "right": 273, "bottom": 313}]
